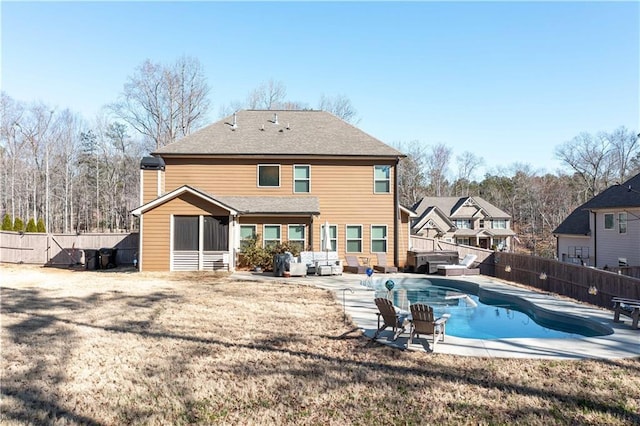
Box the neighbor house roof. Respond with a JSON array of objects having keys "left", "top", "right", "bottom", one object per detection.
[
  {"left": 553, "top": 173, "right": 640, "bottom": 235},
  {"left": 154, "top": 110, "right": 405, "bottom": 158},
  {"left": 131, "top": 185, "right": 320, "bottom": 217},
  {"left": 412, "top": 196, "right": 511, "bottom": 219}
]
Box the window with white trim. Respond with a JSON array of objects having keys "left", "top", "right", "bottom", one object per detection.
[
  {"left": 258, "top": 164, "right": 280, "bottom": 187},
  {"left": 321, "top": 224, "right": 337, "bottom": 252},
  {"left": 604, "top": 213, "right": 614, "bottom": 230},
  {"left": 293, "top": 165, "right": 310, "bottom": 193},
  {"left": 456, "top": 237, "right": 471, "bottom": 246},
  {"left": 454, "top": 219, "right": 472, "bottom": 229},
  {"left": 374, "top": 165, "right": 390, "bottom": 193},
  {"left": 288, "top": 224, "right": 306, "bottom": 252},
  {"left": 618, "top": 212, "right": 627, "bottom": 234},
  {"left": 239, "top": 225, "right": 257, "bottom": 251},
  {"left": 492, "top": 219, "right": 507, "bottom": 229},
  {"left": 346, "top": 225, "right": 363, "bottom": 253},
  {"left": 371, "top": 225, "right": 388, "bottom": 253},
  {"left": 263, "top": 225, "right": 281, "bottom": 249}
]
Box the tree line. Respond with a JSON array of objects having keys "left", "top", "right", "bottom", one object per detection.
[{"left": 1, "top": 55, "right": 638, "bottom": 259}]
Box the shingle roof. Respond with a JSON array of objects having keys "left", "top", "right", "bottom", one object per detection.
[
  {"left": 154, "top": 110, "right": 405, "bottom": 158},
  {"left": 413, "top": 196, "right": 511, "bottom": 218},
  {"left": 217, "top": 196, "right": 320, "bottom": 215},
  {"left": 553, "top": 173, "right": 640, "bottom": 235},
  {"left": 131, "top": 185, "right": 319, "bottom": 216}
]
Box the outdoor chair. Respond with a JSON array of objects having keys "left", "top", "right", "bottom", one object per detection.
[
  {"left": 373, "top": 297, "right": 409, "bottom": 341},
  {"left": 408, "top": 303, "right": 449, "bottom": 351},
  {"left": 344, "top": 255, "right": 367, "bottom": 274},
  {"left": 437, "top": 254, "right": 480, "bottom": 276},
  {"left": 373, "top": 253, "right": 398, "bottom": 274}
]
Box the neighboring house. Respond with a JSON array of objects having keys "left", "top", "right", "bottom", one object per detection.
[
  {"left": 131, "top": 110, "right": 414, "bottom": 272},
  {"left": 411, "top": 196, "right": 516, "bottom": 250},
  {"left": 554, "top": 173, "right": 640, "bottom": 268}
]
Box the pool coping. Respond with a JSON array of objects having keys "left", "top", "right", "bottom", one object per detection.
[{"left": 231, "top": 271, "right": 640, "bottom": 359}]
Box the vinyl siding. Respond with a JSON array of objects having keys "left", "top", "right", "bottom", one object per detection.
[
  {"left": 159, "top": 157, "right": 400, "bottom": 265},
  {"left": 142, "top": 169, "right": 161, "bottom": 204},
  {"left": 140, "top": 192, "right": 231, "bottom": 271},
  {"left": 595, "top": 208, "right": 640, "bottom": 268}
]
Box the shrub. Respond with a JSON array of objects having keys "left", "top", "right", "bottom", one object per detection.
[
  {"left": 13, "top": 217, "right": 24, "bottom": 232},
  {"left": 239, "top": 234, "right": 273, "bottom": 271},
  {"left": 36, "top": 218, "right": 46, "bottom": 233},
  {"left": 1, "top": 214, "right": 12, "bottom": 231},
  {"left": 26, "top": 218, "right": 37, "bottom": 233}
]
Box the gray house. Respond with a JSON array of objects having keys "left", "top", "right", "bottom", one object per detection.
[
  {"left": 411, "top": 196, "right": 516, "bottom": 250},
  {"left": 554, "top": 173, "right": 640, "bottom": 268}
]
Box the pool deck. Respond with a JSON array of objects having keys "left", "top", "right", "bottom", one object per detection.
[{"left": 231, "top": 271, "right": 639, "bottom": 359}]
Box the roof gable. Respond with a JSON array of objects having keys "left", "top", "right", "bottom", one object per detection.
[
  {"left": 153, "top": 110, "right": 404, "bottom": 158},
  {"left": 131, "top": 185, "right": 238, "bottom": 216}
]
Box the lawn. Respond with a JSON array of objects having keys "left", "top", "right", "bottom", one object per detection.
[{"left": 1, "top": 265, "right": 639, "bottom": 425}]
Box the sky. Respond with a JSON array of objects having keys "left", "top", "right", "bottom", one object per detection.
[{"left": 2, "top": 1, "right": 639, "bottom": 178}]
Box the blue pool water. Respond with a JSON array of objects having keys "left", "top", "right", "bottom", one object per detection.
[{"left": 368, "top": 277, "right": 612, "bottom": 339}]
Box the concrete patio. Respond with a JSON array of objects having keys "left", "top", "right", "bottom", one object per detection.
[{"left": 232, "top": 271, "right": 640, "bottom": 359}]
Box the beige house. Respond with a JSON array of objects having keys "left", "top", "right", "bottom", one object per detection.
[
  {"left": 411, "top": 196, "right": 516, "bottom": 250},
  {"left": 554, "top": 172, "right": 640, "bottom": 268},
  {"left": 131, "top": 110, "right": 413, "bottom": 272}
]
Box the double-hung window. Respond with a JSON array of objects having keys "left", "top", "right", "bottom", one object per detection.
[
  {"left": 374, "top": 165, "right": 390, "bottom": 193},
  {"left": 492, "top": 219, "right": 507, "bottom": 229},
  {"left": 321, "top": 224, "right": 337, "bottom": 251},
  {"left": 618, "top": 212, "right": 627, "bottom": 234},
  {"left": 346, "top": 225, "right": 363, "bottom": 253},
  {"left": 263, "top": 225, "right": 281, "bottom": 249},
  {"left": 293, "top": 165, "right": 310, "bottom": 193},
  {"left": 604, "top": 213, "right": 614, "bottom": 230},
  {"left": 288, "top": 224, "right": 306, "bottom": 252},
  {"left": 455, "top": 219, "right": 472, "bottom": 229},
  {"left": 239, "top": 225, "right": 257, "bottom": 251},
  {"left": 371, "top": 225, "right": 388, "bottom": 253},
  {"left": 258, "top": 164, "right": 280, "bottom": 187}
]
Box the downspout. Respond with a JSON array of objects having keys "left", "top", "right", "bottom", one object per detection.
[
  {"left": 591, "top": 210, "right": 597, "bottom": 267},
  {"left": 394, "top": 157, "right": 400, "bottom": 267}
]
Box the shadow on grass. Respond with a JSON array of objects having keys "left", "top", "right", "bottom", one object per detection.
[{"left": 2, "top": 285, "right": 639, "bottom": 424}]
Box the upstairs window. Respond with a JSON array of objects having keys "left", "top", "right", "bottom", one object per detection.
[
  {"left": 492, "top": 219, "right": 507, "bottom": 229},
  {"left": 294, "top": 165, "right": 310, "bottom": 193},
  {"left": 618, "top": 212, "right": 627, "bottom": 234},
  {"left": 455, "top": 219, "right": 472, "bottom": 229},
  {"left": 258, "top": 164, "right": 280, "bottom": 187},
  {"left": 374, "top": 165, "right": 390, "bottom": 193},
  {"left": 604, "top": 213, "right": 614, "bottom": 230}
]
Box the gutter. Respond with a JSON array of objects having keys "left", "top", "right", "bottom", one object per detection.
[{"left": 394, "top": 157, "right": 400, "bottom": 267}]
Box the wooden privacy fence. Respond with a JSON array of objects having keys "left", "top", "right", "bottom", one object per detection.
[
  {"left": 0, "top": 231, "right": 139, "bottom": 267},
  {"left": 492, "top": 252, "right": 640, "bottom": 310}
]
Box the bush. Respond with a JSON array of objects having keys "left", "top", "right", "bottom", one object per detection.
[
  {"left": 239, "top": 234, "right": 273, "bottom": 271},
  {"left": 26, "top": 218, "right": 37, "bottom": 233},
  {"left": 13, "top": 217, "right": 24, "bottom": 232},
  {"left": 36, "top": 218, "right": 46, "bottom": 233},
  {"left": 2, "top": 214, "right": 12, "bottom": 231}
]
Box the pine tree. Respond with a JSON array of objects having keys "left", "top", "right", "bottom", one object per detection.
[
  {"left": 1, "top": 214, "right": 12, "bottom": 231},
  {"left": 26, "top": 218, "right": 37, "bottom": 233},
  {"left": 37, "top": 218, "right": 46, "bottom": 233},
  {"left": 13, "top": 217, "right": 24, "bottom": 232}
]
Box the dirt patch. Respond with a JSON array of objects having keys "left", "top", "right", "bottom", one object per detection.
[{"left": 2, "top": 264, "right": 639, "bottom": 425}]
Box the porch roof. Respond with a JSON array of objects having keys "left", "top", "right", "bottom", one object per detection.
[{"left": 131, "top": 185, "right": 320, "bottom": 217}]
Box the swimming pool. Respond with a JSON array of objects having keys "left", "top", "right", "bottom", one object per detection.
[{"left": 367, "top": 277, "right": 613, "bottom": 339}]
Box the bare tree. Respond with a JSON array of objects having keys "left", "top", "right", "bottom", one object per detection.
[
  {"left": 555, "top": 127, "right": 639, "bottom": 198},
  {"left": 454, "top": 151, "right": 484, "bottom": 196},
  {"left": 110, "top": 56, "right": 210, "bottom": 150},
  {"left": 318, "top": 94, "right": 359, "bottom": 124},
  {"left": 247, "top": 79, "right": 287, "bottom": 110},
  {"left": 394, "top": 141, "right": 428, "bottom": 207},
  {"left": 427, "top": 143, "right": 452, "bottom": 197}
]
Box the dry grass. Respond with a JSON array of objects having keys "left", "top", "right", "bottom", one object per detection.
[{"left": 1, "top": 265, "right": 639, "bottom": 425}]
